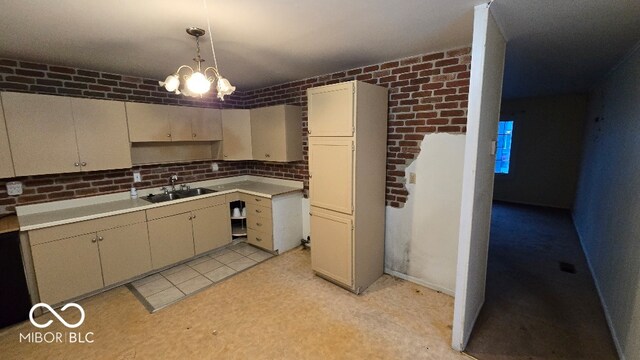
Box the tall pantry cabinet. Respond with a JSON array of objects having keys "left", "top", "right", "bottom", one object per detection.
[{"left": 307, "top": 81, "right": 388, "bottom": 294}]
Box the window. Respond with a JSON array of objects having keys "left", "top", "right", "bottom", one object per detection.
[{"left": 495, "top": 120, "right": 514, "bottom": 174}]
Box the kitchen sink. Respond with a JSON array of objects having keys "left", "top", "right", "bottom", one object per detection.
[{"left": 143, "top": 188, "right": 217, "bottom": 203}]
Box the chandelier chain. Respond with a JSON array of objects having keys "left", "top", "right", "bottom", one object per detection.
[{"left": 203, "top": 0, "right": 219, "bottom": 70}]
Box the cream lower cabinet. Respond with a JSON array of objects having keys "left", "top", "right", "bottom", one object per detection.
[
  {"left": 28, "top": 211, "right": 150, "bottom": 305},
  {"left": 243, "top": 192, "right": 303, "bottom": 254},
  {"left": 310, "top": 207, "right": 353, "bottom": 287},
  {"left": 146, "top": 195, "right": 230, "bottom": 269}
]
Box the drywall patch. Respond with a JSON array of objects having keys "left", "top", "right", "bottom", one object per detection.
[{"left": 384, "top": 133, "right": 466, "bottom": 295}]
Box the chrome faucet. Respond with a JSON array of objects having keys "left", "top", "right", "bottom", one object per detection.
[{"left": 170, "top": 174, "right": 178, "bottom": 191}]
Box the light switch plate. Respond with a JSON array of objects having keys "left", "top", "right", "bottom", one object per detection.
[
  {"left": 409, "top": 172, "right": 417, "bottom": 184},
  {"left": 133, "top": 171, "right": 141, "bottom": 183},
  {"left": 6, "top": 181, "right": 23, "bottom": 196}
]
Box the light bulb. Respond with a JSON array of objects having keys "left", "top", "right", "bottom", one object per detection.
[
  {"left": 159, "top": 74, "right": 180, "bottom": 92},
  {"left": 216, "top": 77, "right": 236, "bottom": 100},
  {"left": 186, "top": 72, "right": 211, "bottom": 94}
]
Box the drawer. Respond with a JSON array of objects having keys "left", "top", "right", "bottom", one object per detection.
[
  {"left": 247, "top": 215, "right": 272, "bottom": 235},
  {"left": 246, "top": 203, "right": 272, "bottom": 219},
  {"left": 247, "top": 228, "right": 273, "bottom": 251},
  {"left": 146, "top": 195, "right": 225, "bottom": 220},
  {"left": 241, "top": 194, "right": 271, "bottom": 208},
  {"left": 29, "top": 211, "right": 146, "bottom": 245}
]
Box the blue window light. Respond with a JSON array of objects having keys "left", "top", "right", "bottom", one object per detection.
[{"left": 495, "top": 120, "right": 513, "bottom": 174}]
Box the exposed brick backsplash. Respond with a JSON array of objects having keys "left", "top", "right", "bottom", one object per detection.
[
  {"left": 0, "top": 46, "right": 469, "bottom": 214},
  {"left": 242, "top": 47, "right": 470, "bottom": 207}
]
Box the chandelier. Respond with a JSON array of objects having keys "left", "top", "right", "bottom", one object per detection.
[{"left": 159, "top": 1, "right": 235, "bottom": 100}]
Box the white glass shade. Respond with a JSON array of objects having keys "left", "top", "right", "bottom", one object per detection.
[
  {"left": 216, "top": 77, "right": 236, "bottom": 100},
  {"left": 159, "top": 74, "right": 180, "bottom": 92},
  {"left": 186, "top": 71, "right": 212, "bottom": 94}
]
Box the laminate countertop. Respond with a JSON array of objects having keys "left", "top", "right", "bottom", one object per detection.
[{"left": 17, "top": 179, "right": 302, "bottom": 232}]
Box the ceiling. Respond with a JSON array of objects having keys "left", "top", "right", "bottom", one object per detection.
[
  {"left": 0, "top": 1, "right": 638, "bottom": 96},
  {"left": 492, "top": 0, "right": 640, "bottom": 99},
  {"left": 0, "top": 0, "right": 484, "bottom": 90}
]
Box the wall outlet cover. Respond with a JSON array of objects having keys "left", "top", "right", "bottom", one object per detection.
[
  {"left": 6, "top": 181, "right": 23, "bottom": 196},
  {"left": 211, "top": 163, "right": 219, "bottom": 171},
  {"left": 133, "top": 171, "right": 142, "bottom": 183}
]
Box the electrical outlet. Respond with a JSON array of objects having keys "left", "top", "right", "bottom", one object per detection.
[
  {"left": 133, "top": 171, "right": 141, "bottom": 183},
  {"left": 409, "top": 172, "right": 417, "bottom": 184},
  {"left": 211, "top": 162, "right": 219, "bottom": 171},
  {"left": 6, "top": 181, "right": 23, "bottom": 196}
]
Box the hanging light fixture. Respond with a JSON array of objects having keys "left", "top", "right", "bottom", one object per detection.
[{"left": 159, "top": 0, "right": 235, "bottom": 100}]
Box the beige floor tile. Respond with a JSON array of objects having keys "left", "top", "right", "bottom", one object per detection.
[
  {"left": 190, "top": 258, "right": 225, "bottom": 274},
  {"left": 145, "top": 287, "right": 184, "bottom": 309},
  {"left": 186, "top": 255, "right": 212, "bottom": 267},
  {"left": 135, "top": 276, "right": 173, "bottom": 297},
  {"left": 203, "top": 266, "right": 237, "bottom": 282},
  {"left": 214, "top": 251, "right": 244, "bottom": 264},
  {"left": 227, "top": 257, "right": 257, "bottom": 271},
  {"left": 233, "top": 244, "right": 259, "bottom": 256},
  {"left": 131, "top": 273, "right": 163, "bottom": 288},
  {"left": 163, "top": 266, "right": 200, "bottom": 285},
  {"left": 247, "top": 249, "right": 274, "bottom": 262},
  {"left": 175, "top": 275, "right": 212, "bottom": 295},
  {"left": 160, "top": 264, "right": 189, "bottom": 276},
  {"left": 228, "top": 242, "right": 249, "bottom": 250},
  {"left": 207, "top": 248, "right": 232, "bottom": 258}
]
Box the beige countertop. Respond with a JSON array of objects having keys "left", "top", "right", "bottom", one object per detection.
[{"left": 17, "top": 177, "right": 302, "bottom": 231}]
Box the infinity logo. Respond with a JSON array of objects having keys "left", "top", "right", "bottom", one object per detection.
[{"left": 29, "top": 303, "right": 86, "bottom": 329}]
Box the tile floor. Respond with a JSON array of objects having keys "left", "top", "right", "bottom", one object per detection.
[{"left": 127, "top": 241, "right": 273, "bottom": 312}]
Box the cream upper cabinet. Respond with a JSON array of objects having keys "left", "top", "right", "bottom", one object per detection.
[
  {"left": 2, "top": 92, "right": 81, "bottom": 176},
  {"left": 307, "top": 82, "right": 354, "bottom": 137},
  {"left": 250, "top": 105, "right": 303, "bottom": 162},
  {"left": 126, "top": 102, "right": 172, "bottom": 142},
  {"left": 71, "top": 98, "right": 132, "bottom": 171},
  {"left": 0, "top": 97, "right": 15, "bottom": 178},
  {"left": 221, "top": 109, "right": 252, "bottom": 160},
  {"left": 192, "top": 108, "right": 222, "bottom": 141},
  {"left": 308, "top": 138, "right": 354, "bottom": 215},
  {"left": 166, "top": 105, "right": 194, "bottom": 141}
]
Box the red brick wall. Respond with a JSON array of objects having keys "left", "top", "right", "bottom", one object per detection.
[
  {"left": 0, "top": 46, "right": 470, "bottom": 214},
  {"left": 242, "top": 47, "right": 471, "bottom": 207}
]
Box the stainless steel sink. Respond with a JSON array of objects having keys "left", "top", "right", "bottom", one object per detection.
[{"left": 143, "top": 188, "right": 217, "bottom": 204}]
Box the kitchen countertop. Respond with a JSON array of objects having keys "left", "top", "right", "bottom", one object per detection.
[{"left": 17, "top": 177, "right": 302, "bottom": 232}]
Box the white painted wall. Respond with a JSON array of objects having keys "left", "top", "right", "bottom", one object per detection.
[
  {"left": 573, "top": 44, "right": 640, "bottom": 360},
  {"left": 384, "top": 133, "right": 466, "bottom": 295},
  {"left": 452, "top": 4, "right": 506, "bottom": 351},
  {"left": 493, "top": 95, "right": 587, "bottom": 208}
]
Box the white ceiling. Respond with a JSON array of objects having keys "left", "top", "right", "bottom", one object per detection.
[
  {"left": 492, "top": 0, "right": 640, "bottom": 99},
  {"left": 0, "top": 0, "right": 484, "bottom": 90},
  {"left": 0, "top": 1, "right": 638, "bottom": 96}
]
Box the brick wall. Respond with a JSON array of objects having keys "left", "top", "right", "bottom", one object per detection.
[
  {"left": 0, "top": 46, "right": 470, "bottom": 214},
  {"left": 242, "top": 47, "right": 471, "bottom": 207}
]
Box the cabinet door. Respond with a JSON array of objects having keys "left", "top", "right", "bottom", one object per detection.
[
  {"left": 71, "top": 98, "right": 132, "bottom": 172},
  {"left": 3, "top": 92, "right": 80, "bottom": 176},
  {"left": 126, "top": 102, "right": 171, "bottom": 142},
  {"left": 31, "top": 234, "right": 103, "bottom": 304},
  {"left": 221, "top": 109, "right": 252, "bottom": 160},
  {"left": 98, "top": 223, "right": 152, "bottom": 286},
  {"left": 0, "top": 97, "right": 15, "bottom": 178},
  {"left": 308, "top": 82, "right": 354, "bottom": 137},
  {"left": 192, "top": 204, "right": 231, "bottom": 255},
  {"left": 310, "top": 207, "right": 353, "bottom": 287},
  {"left": 167, "top": 105, "right": 194, "bottom": 141},
  {"left": 147, "top": 213, "right": 195, "bottom": 269},
  {"left": 192, "top": 108, "right": 222, "bottom": 141},
  {"left": 250, "top": 106, "right": 285, "bottom": 161},
  {"left": 309, "top": 138, "right": 354, "bottom": 214}
]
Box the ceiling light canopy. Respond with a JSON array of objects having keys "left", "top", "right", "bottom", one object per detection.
[{"left": 159, "top": 0, "right": 235, "bottom": 100}]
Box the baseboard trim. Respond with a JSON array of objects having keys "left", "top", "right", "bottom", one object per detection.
[
  {"left": 571, "top": 213, "right": 625, "bottom": 360},
  {"left": 384, "top": 269, "right": 455, "bottom": 297}
]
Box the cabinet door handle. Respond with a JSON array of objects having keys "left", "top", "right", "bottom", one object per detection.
[
  {"left": 81, "top": 162, "right": 87, "bottom": 167},
  {"left": 98, "top": 236, "right": 103, "bottom": 241},
  {"left": 192, "top": 133, "right": 197, "bottom": 138},
  {"left": 192, "top": 215, "right": 197, "bottom": 219},
  {"left": 91, "top": 237, "right": 97, "bottom": 243},
  {"left": 224, "top": 154, "right": 228, "bottom": 158},
  {"left": 188, "top": 216, "right": 192, "bottom": 220},
  {"left": 265, "top": 153, "right": 270, "bottom": 158},
  {"left": 255, "top": 198, "right": 261, "bottom": 202},
  {"left": 256, "top": 237, "right": 262, "bottom": 242},
  {"left": 256, "top": 222, "right": 262, "bottom": 226},
  {"left": 167, "top": 133, "right": 172, "bottom": 138},
  {"left": 255, "top": 209, "right": 262, "bottom": 214},
  {"left": 74, "top": 162, "right": 80, "bottom": 167},
  {"left": 308, "top": 130, "right": 311, "bottom": 134}
]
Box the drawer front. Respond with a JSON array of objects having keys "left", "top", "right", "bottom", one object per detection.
[
  {"left": 246, "top": 203, "right": 272, "bottom": 219},
  {"left": 29, "top": 211, "right": 146, "bottom": 245},
  {"left": 247, "top": 215, "right": 272, "bottom": 235},
  {"left": 225, "top": 192, "right": 241, "bottom": 202},
  {"left": 247, "top": 228, "right": 273, "bottom": 251},
  {"left": 146, "top": 195, "right": 225, "bottom": 220},
  {"left": 241, "top": 194, "right": 271, "bottom": 208}
]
